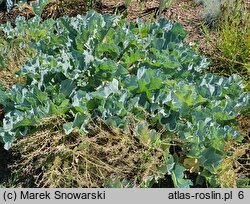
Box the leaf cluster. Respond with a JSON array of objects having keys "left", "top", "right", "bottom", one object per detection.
[{"left": 0, "top": 11, "right": 249, "bottom": 187}]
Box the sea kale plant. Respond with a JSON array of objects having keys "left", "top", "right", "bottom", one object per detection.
[{"left": 0, "top": 11, "right": 249, "bottom": 187}]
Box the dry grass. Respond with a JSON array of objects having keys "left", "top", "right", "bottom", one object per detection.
[
  {"left": 11, "top": 118, "right": 166, "bottom": 187},
  {"left": 218, "top": 115, "right": 250, "bottom": 188},
  {"left": 40, "top": 0, "right": 100, "bottom": 20},
  {"left": 0, "top": 34, "right": 32, "bottom": 87},
  {"left": 218, "top": 140, "right": 250, "bottom": 187}
]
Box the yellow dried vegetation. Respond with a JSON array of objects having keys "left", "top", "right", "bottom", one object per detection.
[{"left": 11, "top": 117, "right": 166, "bottom": 187}]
